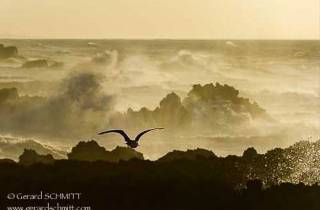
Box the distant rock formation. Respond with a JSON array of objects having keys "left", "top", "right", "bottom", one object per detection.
[
  {"left": 110, "top": 83, "right": 269, "bottom": 134},
  {"left": 19, "top": 149, "right": 55, "bottom": 166},
  {"left": 22, "top": 59, "right": 49, "bottom": 68},
  {"left": 67, "top": 140, "right": 144, "bottom": 162},
  {"left": 110, "top": 92, "right": 190, "bottom": 129},
  {"left": 183, "top": 83, "right": 266, "bottom": 119},
  {"left": 0, "top": 44, "right": 18, "bottom": 60},
  {"left": 158, "top": 148, "right": 217, "bottom": 162}
]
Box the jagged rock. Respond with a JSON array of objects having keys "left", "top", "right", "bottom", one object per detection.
[
  {"left": 183, "top": 83, "right": 267, "bottom": 118},
  {"left": 0, "top": 44, "right": 18, "bottom": 60},
  {"left": 67, "top": 140, "right": 111, "bottom": 161},
  {"left": 67, "top": 140, "right": 144, "bottom": 162},
  {"left": 242, "top": 147, "right": 258, "bottom": 159},
  {"left": 112, "top": 92, "right": 190, "bottom": 129},
  {"left": 110, "top": 83, "right": 268, "bottom": 133},
  {"left": 159, "top": 92, "right": 183, "bottom": 110},
  {"left": 19, "top": 149, "right": 55, "bottom": 166},
  {"left": 158, "top": 148, "right": 217, "bottom": 162}
]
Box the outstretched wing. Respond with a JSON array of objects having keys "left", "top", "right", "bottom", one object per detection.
[
  {"left": 134, "top": 128, "right": 164, "bottom": 142},
  {"left": 98, "top": 130, "right": 131, "bottom": 143}
]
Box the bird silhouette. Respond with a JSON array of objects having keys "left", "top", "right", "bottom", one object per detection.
[{"left": 98, "top": 128, "right": 164, "bottom": 148}]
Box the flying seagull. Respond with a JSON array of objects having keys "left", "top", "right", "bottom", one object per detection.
[{"left": 98, "top": 128, "right": 164, "bottom": 148}]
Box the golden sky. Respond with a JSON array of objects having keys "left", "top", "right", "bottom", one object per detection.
[{"left": 0, "top": 0, "right": 319, "bottom": 39}]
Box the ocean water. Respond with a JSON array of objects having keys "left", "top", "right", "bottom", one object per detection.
[{"left": 0, "top": 39, "right": 319, "bottom": 159}]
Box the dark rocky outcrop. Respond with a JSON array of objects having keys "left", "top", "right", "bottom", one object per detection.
[
  {"left": 0, "top": 158, "right": 15, "bottom": 164},
  {"left": 2, "top": 138, "right": 320, "bottom": 186},
  {"left": 67, "top": 140, "right": 144, "bottom": 162},
  {"left": 158, "top": 148, "right": 217, "bottom": 162},
  {"left": 1, "top": 149, "right": 320, "bottom": 210},
  {"left": 19, "top": 149, "right": 55, "bottom": 166},
  {"left": 242, "top": 147, "right": 258, "bottom": 159},
  {"left": 67, "top": 140, "right": 110, "bottom": 161},
  {"left": 22, "top": 59, "right": 49, "bottom": 68},
  {"left": 110, "top": 92, "right": 190, "bottom": 129},
  {"left": 0, "top": 44, "right": 18, "bottom": 60},
  {"left": 183, "top": 83, "right": 267, "bottom": 119},
  {"left": 110, "top": 83, "right": 269, "bottom": 134}
]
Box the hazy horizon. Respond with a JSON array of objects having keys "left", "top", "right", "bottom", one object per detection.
[
  {"left": 0, "top": 0, "right": 318, "bottom": 39},
  {"left": 0, "top": 38, "right": 319, "bottom": 40}
]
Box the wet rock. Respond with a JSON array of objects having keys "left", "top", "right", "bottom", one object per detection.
[
  {"left": 159, "top": 148, "right": 217, "bottom": 162},
  {"left": 0, "top": 44, "right": 18, "bottom": 60},
  {"left": 67, "top": 140, "right": 144, "bottom": 162},
  {"left": 0, "top": 159, "right": 16, "bottom": 164},
  {"left": 22, "top": 59, "right": 49, "bottom": 68},
  {"left": 19, "top": 149, "right": 55, "bottom": 166}
]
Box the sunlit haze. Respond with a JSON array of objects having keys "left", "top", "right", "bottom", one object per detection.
[{"left": 0, "top": 0, "right": 319, "bottom": 39}]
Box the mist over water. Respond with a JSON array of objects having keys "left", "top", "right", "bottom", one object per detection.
[{"left": 0, "top": 39, "right": 319, "bottom": 160}]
